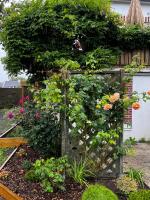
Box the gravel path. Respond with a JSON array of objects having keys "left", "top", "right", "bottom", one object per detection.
[{"left": 124, "top": 143, "right": 150, "bottom": 187}]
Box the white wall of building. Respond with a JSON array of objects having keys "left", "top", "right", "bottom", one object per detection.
[
  {"left": 112, "top": 2, "right": 150, "bottom": 17},
  {"left": 124, "top": 75, "right": 150, "bottom": 141}
]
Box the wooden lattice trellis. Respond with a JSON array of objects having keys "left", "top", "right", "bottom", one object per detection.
[{"left": 61, "top": 70, "right": 124, "bottom": 178}]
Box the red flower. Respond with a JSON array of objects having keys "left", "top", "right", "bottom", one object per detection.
[
  {"left": 19, "top": 98, "right": 24, "bottom": 105},
  {"left": 7, "top": 112, "right": 14, "bottom": 119},
  {"left": 19, "top": 107, "right": 25, "bottom": 114}
]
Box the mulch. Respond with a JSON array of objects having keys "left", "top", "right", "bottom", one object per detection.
[{"left": 0, "top": 145, "right": 128, "bottom": 200}]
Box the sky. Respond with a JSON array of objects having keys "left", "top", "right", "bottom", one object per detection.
[
  {"left": 0, "top": 0, "right": 27, "bottom": 82},
  {"left": 0, "top": 45, "right": 27, "bottom": 82},
  {"left": 0, "top": 45, "right": 9, "bottom": 82}
]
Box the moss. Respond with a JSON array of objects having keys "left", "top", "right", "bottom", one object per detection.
[
  {"left": 128, "top": 190, "right": 150, "bottom": 200},
  {"left": 82, "top": 184, "right": 118, "bottom": 200}
]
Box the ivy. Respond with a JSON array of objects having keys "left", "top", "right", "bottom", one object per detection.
[{"left": 0, "top": 0, "right": 120, "bottom": 80}]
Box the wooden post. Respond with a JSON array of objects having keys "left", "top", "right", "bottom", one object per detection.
[
  {"left": 118, "top": 69, "right": 125, "bottom": 176},
  {"left": 20, "top": 80, "right": 27, "bottom": 106},
  {"left": 61, "top": 70, "right": 69, "bottom": 156}
]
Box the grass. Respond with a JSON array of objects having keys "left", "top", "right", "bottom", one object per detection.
[{"left": 0, "top": 148, "right": 13, "bottom": 166}]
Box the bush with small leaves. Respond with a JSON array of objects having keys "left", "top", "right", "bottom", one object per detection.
[
  {"left": 128, "top": 190, "right": 150, "bottom": 200},
  {"left": 25, "top": 156, "right": 69, "bottom": 193},
  {"left": 22, "top": 160, "right": 32, "bottom": 171},
  {"left": 24, "top": 170, "right": 38, "bottom": 182},
  {"left": 116, "top": 176, "right": 138, "bottom": 195},
  {"left": 82, "top": 184, "right": 118, "bottom": 200}
]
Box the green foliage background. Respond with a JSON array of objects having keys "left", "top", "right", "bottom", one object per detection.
[{"left": 0, "top": 0, "right": 146, "bottom": 81}]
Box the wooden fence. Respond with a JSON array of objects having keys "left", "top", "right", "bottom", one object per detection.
[
  {"left": 0, "top": 87, "right": 28, "bottom": 109},
  {"left": 117, "top": 49, "right": 150, "bottom": 66},
  {"left": 120, "top": 16, "right": 150, "bottom": 25}
]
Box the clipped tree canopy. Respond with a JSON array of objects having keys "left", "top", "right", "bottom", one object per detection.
[{"left": 1, "top": 0, "right": 150, "bottom": 81}]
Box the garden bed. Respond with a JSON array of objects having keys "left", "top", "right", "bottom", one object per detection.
[
  {"left": 0, "top": 145, "right": 129, "bottom": 200},
  {"left": 0, "top": 148, "right": 15, "bottom": 167}
]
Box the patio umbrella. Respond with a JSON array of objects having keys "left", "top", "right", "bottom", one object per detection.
[{"left": 126, "top": 0, "right": 144, "bottom": 26}]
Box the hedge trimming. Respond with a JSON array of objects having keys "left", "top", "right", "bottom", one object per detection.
[{"left": 0, "top": 0, "right": 150, "bottom": 80}]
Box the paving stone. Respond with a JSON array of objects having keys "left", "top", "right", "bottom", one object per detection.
[{"left": 124, "top": 143, "right": 150, "bottom": 187}]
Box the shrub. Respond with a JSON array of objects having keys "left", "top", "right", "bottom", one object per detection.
[
  {"left": 116, "top": 176, "right": 138, "bottom": 194},
  {"left": 85, "top": 47, "right": 119, "bottom": 70},
  {"left": 0, "top": 0, "right": 120, "bottom": 80},
  {"left": 22, "top": 160, "right": 32, "bottom": 171},
  {"left": 128, "top": 190, "right": 150, "bottom": 200},
  {"left": 82, "top": 184, "right": 118, "bottom": 200},
  {"left": 26, "top": 156, "right": 69, "bottom": 193},
  {"left": 24, "top": 170, "right": 37, "bottom": 182},
  {"left": 20, "top": 101, "right": 61, "bottom": 157}
]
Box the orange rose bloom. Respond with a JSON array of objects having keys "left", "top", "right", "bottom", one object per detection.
[
  {"left": 103, "top": 104, "right": 113, "bottom": 111},
  {"left": 147, "top": 90, "right": 150, "bottom": 95},
  {"left": 132, "top": 102, "right": 140, "bottom": 110},
  {"left": 109, "top": 93, "right": 120, "bottom": 103}
]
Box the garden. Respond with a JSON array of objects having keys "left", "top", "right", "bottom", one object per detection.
[{"left": 0, "top": 0, "right": 150, "bottom": 199}]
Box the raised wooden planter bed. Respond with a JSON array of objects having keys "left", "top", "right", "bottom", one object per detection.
[
  {"left": 0, "top": 128, "right": 27, "bottom": 200},
  {"left": 0, "top": 138, "right": 27, "bottom": 148},
  {"left": 0, "top": 183, "right": 23, "bottom": 200}
]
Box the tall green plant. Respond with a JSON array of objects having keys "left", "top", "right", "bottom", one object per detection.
[
  {"left": 68, "top": 159, "right": 94, "bottom": 185},
  {"left": 127, "top": 168, "right": 144, "bottom": 188}
]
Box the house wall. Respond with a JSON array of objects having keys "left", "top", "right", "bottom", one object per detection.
[
  {"left": 112, "top": 1, "right": 150, "bottom": 17},
  {"left": 124, "top": 74, "right": 150, "bottom": 141}
]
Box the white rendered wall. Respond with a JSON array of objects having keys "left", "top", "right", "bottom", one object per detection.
[
  {"left": 124, "top": 75, "right": 150, "bottom": 141},
  {"left": 112, "top": 2, "right": 150, "bottom": 17}
]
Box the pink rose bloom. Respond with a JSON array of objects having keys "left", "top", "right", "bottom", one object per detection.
[
  {"left": 7, "top": 112, "right": 14, "bottom": 119},
  {"left": 19, "top": 107, "right": 25, "bottom": 114},
  {"left": 25, "top": 96, "right": 30, "bottom": 101},
  {"left": 35, "top": 112, "right": 40, "bottom": 120}
]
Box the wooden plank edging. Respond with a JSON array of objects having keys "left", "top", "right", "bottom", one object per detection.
[
  {"left": 0, "top": 183, "right": 23, "bottom": 200},
  {"left": 0, "top": 137, "right": 27, "bottom": 148},
  {"left": 0, "top": 123, "right": 19, "bottom": 138},
  {"left": 0, "top": 148, "right": 18, "bottom": 171}
]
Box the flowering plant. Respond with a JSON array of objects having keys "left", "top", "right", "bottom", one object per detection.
[{"left": 96, "top": 91, "right": 150, "bottom": 112}]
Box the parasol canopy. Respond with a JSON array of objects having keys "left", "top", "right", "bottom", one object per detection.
[{"left": 126, "top": 0, "right": 144, "bottom": 26}]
